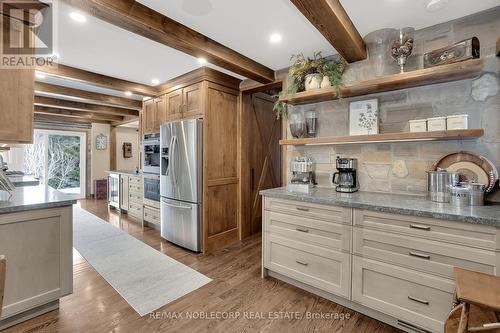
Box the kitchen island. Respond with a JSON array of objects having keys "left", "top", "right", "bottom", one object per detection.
[
  {"left": 260, "top": 187, "right": 500, "bottom": 333},
  {"left": 0, "top": 186, "right": 76, "bottom": 330}
]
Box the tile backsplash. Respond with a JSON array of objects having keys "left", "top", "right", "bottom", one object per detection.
[{"left": 284, "top": 8, "right": 500, "bottom": 202}]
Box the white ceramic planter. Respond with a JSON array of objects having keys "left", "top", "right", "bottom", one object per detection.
[{"left": 305, "top": 74, "right": 322, "bottom": 91}]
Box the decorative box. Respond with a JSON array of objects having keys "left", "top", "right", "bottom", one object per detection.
[
  {"left": 424, "top": 37, "right": 480, "bottom": 68},
  {"left": 446, "top": 115, "right": 469, "bottom": 130},
  {"left": 408, "top": 119, "right": 427, "bottom": 132},
  {"left": 427, "top": 117, "right": 447, "bottom": 132}
]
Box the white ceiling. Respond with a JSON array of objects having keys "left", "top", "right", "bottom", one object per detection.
[{"left": 46, "top": 0, "right": 500, "bottom": 97}]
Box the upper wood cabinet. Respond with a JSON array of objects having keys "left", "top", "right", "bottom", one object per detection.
[
  {"left": 182, "top": 82, "right": 203, "bottom": 119},
  {"left": 154, "top": 95, "right": 166, "bottom": 132},
  {"left": 142, "top": 98, "right": 155, "bottom": 134},
  {"left": 0, "top": 15, "right": 34, "bottom": 144},
  {"left": 166, "top": 89, "right": 183, "bottom": 121}
]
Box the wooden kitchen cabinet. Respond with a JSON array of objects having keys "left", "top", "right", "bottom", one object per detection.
[
  {"left": 142, "top": 98, "right": 155, "bottom": 134},
  {"left": 154, "top": 94, "right": 166, "bottom": 132},
  {"left": 0, "top": 14, "right": 34, "bottom": 144},
  {"left": 119, "top": 175, "right": 129, "bottom": 211},
  {"left": 182, "top": 82, "right": 203, "bottom": 119},
  {"left": 166, "top": 88, "right": 183, "bottom": 121}
]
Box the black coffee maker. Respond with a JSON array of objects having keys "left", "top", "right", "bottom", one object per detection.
[{"left": 333, "top": 157, "right": 359, "bottom": 193}]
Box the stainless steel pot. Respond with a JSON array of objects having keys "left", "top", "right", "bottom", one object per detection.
[
  {"left": 470, "top": 183, "right": 486, "bottom": 206},
  {"left": 426, "top": 170, "right": 460, "bottom": 203},
  {"left": 449, "top": 183, "right": 471, "bottom": 207}
]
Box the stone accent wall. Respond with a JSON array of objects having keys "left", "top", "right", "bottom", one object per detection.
[{"left": 284, "top": 8, "right": 500, "bottom": 201}]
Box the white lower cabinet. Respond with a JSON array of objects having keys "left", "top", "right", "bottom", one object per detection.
[
  {"left": 265, "top": 233, "right": 351, "bottom": 298},
  {"left": 262, "top": 197, "right": 500, "bottom": 333},
  {"left": 352, "top": 256, "right": 454, "bottom": 333}
]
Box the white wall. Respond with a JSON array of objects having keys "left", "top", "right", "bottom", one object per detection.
[
  {"left": 90, "top": 123, "right": 110, "bottom": 195},
  {"left": 115, "top": 127, "right": 139, "bottom": 171}
]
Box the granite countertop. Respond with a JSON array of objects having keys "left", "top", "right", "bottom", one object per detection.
[
  {"left": 260, "top": 187, "right": 500, "bottom": 227},
  {"left": 0, "top": 185, "right": 77, "bottom": 214},
  {"left": 106, "top": 170, "right": 142, "bottom": 176},
  {"left": 7, "top": 175, "right": 40, "bottom": 187}
]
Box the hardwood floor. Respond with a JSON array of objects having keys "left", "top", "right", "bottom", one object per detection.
[{"left": 3, "top": 199, "right": 401, "bottom": 333}]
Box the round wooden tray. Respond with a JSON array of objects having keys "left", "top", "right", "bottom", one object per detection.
[{"left": 432, "top": 151, "right": 499, "bottom": 193}]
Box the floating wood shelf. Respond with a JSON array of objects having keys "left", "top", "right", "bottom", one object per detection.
[
  {"left": 279, "top": 129, "right": 484, "bottom": 146},
  {"left": 279, "top": 59, "right": 484, "bottom": 105}
]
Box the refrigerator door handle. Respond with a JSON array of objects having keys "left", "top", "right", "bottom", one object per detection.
[
  {"left": 170, "top": 136, "right": 178, "bottom": 186},
  {"left": 165, "top": 135, "right": 174, "bottom": 177},
  {"left": 161, "top": 199, "right": 192, "bottom": 210}
]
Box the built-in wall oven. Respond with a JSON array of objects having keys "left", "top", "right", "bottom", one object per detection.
[
  {"left": 143, "top": 174, "right": 160, "bottom": 205},
  {"left": 142, "top": 133, "right": 160, "bottom": 174}
]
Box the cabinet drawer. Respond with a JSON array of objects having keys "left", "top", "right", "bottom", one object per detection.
[
  {"left": 352, "top": 256, "right": 454, "bottom": 333},
  {"left": 128, "top": 202, "right": 143, "bottom": 218},
  {"left": 129, "top": 192, "right": 143, "bottom": 204},
  {"left": 144, "top": 206, "right": 160, "bottom": 225},
  {"left": 129, "top": 176, "right": 142, "bottom": 185},
  {"left": 354, "top": 209, "right": 500, "bottom": 251},
  {"left": 265, "top": 197, "right": 351, "bottom": 225},
  {"left": 353, "top": 227, "right": 499, "bottom": 279},
  {"left": 129, "top": 183, "right": 143, "bottom": 194},
  {"left": 265, "top": 211, "right": 351, "bottom": 252},
  {"left": 264, "top": 234, "right": 351, "bottom": 298}
]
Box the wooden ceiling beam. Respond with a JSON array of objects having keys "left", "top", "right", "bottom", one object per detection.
[
  {"left": 34, "top": 96, "right": 139, "bottom": 117},
  {"left": 35, "top": 63, "right": 158, "bottom": 97},
  {"left": 34, "top": 113, "right": 109, "bottom": 124},
  {"left": 34, "top": 82, "right": 142, "bottom": 110},
  {"left": 34, "top": 106, "right": 124, "bottom": 122},
  {"left": 290, "top": 0, "right": 367, "bottom": 62},
  {"left": 63, "top": 0, "right": 275, "bottom": 83}
]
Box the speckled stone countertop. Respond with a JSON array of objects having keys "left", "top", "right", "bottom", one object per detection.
[
  {"left": 260, "top": 187, "right": 500, "bottom": 227},
  {"left": 106, "top": 170, "right": 142, "bottom": 176},
  {"left": 0, "top": 185, "right": 77, "bottom": 214}
]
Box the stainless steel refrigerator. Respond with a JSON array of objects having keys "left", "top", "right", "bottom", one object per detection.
[{"left": 160, "top": 119, "right": 203, "bottom": 252}]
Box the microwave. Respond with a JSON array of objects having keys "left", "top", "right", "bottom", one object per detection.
[{"left": 142, "top": 133, "right": 160, "bottom": 174}]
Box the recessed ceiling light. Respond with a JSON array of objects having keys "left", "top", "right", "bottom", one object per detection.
[
  {"left": 269, "top": 33, "right": 282, "bottom": 44},
  {"left": 425, "top": 0, "right": 449, "bottom": 12},
  {"left": 69, "top": 12, "right": 87, "bottom": 23},
  {"left": 124, "top": 91, "right": 133, "bottom": 96},
  {"left": 151, "top": 78, "right": 160, "bottom": 85},
  {"left": 197, "top": 57, "right": 207, "bottom": 64},
  {"left": 35, "top": 71, "right": 46, "bottom": 79}
]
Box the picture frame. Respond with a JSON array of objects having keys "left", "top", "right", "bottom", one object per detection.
[
  {"left": 95, "top": 133, "right": 107, "bottom": 150},
  {"left": 123, "top": 142, "right": 132, "bottom": 158},
  {"left": 349, "top": 99, "right": 379, "bottom": 135}
]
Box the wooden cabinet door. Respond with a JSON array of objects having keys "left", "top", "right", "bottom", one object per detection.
[
  {"left": 240, "top": 93, "right": 281, "bottom": 238},
  {"left": 166, "top": 89, "right": 183, "bottom": 121},
  {"left": 182, "top": 83, "right": 203, "bottom": 119},
  {"left": 0, "top": 17, "right": 33, "bottom": 143},
  {"left": 154, "top": 94, "right": 167, "bottom": 131},
  {"left": 142, "top": 99, "right": 155, "bottom": 134}
]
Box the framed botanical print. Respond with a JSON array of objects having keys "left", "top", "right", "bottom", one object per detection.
[
  {"left": 349, "top": 99, "right": 379, "bottom": 135},
  {"left": 95, "top": 133, "right": 107, "bottom": 150}
]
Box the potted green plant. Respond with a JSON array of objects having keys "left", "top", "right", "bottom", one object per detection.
[{"left": 273, "top": 52, "right": 347, "bottom": 119}]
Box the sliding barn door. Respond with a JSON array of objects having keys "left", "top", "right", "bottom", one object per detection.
[{"left": 240, "top": 92, "right": 281, "bottom": 239}]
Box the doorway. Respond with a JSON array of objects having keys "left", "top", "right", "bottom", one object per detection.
[
  {"left": 24, "top": 129, "right": 87, "bottom": 198},
  {"left": 240, "top": 83, "right": 283, "bottom": 239}
]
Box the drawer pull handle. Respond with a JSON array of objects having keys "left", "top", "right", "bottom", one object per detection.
[
  {"left": 295, "top": 260, "right": 308, "bottom": 266},
  {"left": 296, "top": 207, "right": 310, "bottom": 212},
  {"left": 296, "top": 227, "right": 309, "bottom": 233},
  {"left": 409, "top": 224, "right": 431, "bottom": 231},
  {"left": 408, "top": 296, "right": 429, "bottom": 305},
  {"left": 409, "top": 251, "right": 431, "bottom": 260}
]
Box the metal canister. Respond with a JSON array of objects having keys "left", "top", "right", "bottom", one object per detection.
[
  {"left": 469, "top": 183, "right": 486, "bottom": 206},
  {"left": 449, "top": 183, "right": 471, "bottom": 207},
  {"left": 426, "top": 170, "right": 460, "bottom": 203}
]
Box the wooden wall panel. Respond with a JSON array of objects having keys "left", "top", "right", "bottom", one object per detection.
[{"left": 206, "top": 184, "right": 238, "bottom": 237}]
